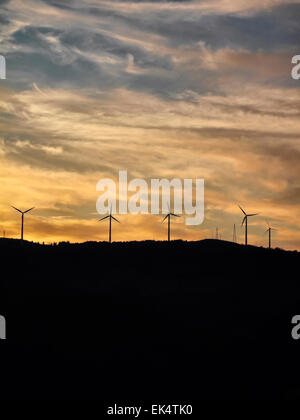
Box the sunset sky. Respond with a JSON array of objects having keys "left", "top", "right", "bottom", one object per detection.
[{"left": 0, "top": 0, "right": 299, "bottom": 248}]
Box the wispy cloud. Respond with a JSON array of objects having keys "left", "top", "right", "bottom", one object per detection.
[{"left": 0, "top": 0, "right": 299, "bottom": 248}]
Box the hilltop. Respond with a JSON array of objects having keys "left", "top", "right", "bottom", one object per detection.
[{"left": 1, "top": 238, "right": 300, "bottom": 400}]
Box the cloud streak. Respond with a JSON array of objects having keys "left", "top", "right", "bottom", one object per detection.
[{"left": 0, "top": 0, "right": 299, "bottom": 248}]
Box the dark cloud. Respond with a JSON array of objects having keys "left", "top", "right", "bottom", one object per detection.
[
  {"left": 273, "top": 186, "right": 300, "bottom": 206},
  {"left": 1, "top": 0, "right": 299, "bottom": 96},
  {"left": 11, "top": 26, "right": 62, "bottom": 48},
  {"left": 100, "top": 3, "right": 300, "bottom": 52},
  {"left": 5, "top": 24, "right": 175, "bottom": 92},
  {"left": 61, "top": 29, "right": 174, "bottom": 70}
]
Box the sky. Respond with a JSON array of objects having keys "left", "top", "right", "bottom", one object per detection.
[{"left": 0, "top": 0, "right": 299, "bottom": 248}]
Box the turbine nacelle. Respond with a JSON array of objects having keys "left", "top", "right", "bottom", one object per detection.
[
  {"left": 99, "top": 214, "right": 120, "bottom": 223},
  {"left": 11, "top": 206, "right": 35, "bottom": 214},
  {"left": 162, "top": 212, "right": 180, "bottom": 223},
  {"left": 265, "top": 220, "right": 277, "bottom": 233}
]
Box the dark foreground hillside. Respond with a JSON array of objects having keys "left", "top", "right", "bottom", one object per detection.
[{"left": 1, "top": 238, "right": 300, "bottom": 401}]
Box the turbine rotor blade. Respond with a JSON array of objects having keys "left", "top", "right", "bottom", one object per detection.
[
  {"left": 238, "top": 205, "right": 246, "bottom": 215},
  {"left": 11, "top": 206, "right": 22, "bottom": 213},
  {"left": 99, "top": 215, "right": 109, "bottom": 221},
  {"left": 162, "top": 214, "right": 169, "bottom": 223},
  {"left": 111, "top": 215, "right": 120, "bottom": 223},
  {"left": 170, "top": 213, "right": 180, "bottom": 217},
  {"left": 248, "top": 213, "right": 258, "bottom": 217},
  {"left": 241, "top": 216, "right": 246, "bottom": 227},
  {"left": 24, "top": 207, "right": 34, "bottom": 213}
]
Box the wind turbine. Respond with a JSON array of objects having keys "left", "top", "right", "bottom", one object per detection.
[
  {"left": 162, "top": 206, "right": 180, "bottom": 242},
  {"left": 99, "top": 209, "right": 120, "bottom": 243},
  {"left": 233, "top": 224, "right": 237, "bottom": 243},
  {"left": 11, "top": 206, "right": 34, "bottom": 240},
  {"left": 265, "top": 221, "right": 276, "bottom": 249},
  {"left": 216, "top": 226, "right": 219, "bottom": 240},
  {"left": 239, "top": 205, "right": 258, "bottom": 246}
]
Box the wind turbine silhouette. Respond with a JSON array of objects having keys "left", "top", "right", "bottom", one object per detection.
[
  {"left": 239, "top": 205, "right": 258, "bottom": 246},
  {"left": 99, "top": 208, "right": 120, "bottom": 243},
  {"left": 11, "top": 206, "right": 34, "bottom": 240},
  {"left": 216, "top": 226, "right": 219, "bottom": 240},
  {"left": 266, "top": 221, "right": 276, "bottom": 249},
  {"left": 162, "top": 205, "right": 180, "bottom": 242},
  {"left": 233, "top": 223, "right": 237, "bottom": 243}
]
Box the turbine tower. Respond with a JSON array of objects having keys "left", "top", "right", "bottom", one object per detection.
[
  {"left": 11, "top": 206, "right": 34, "bottom": 241},
  {"left": 239, "top": 205, "right": 258, "bottom": 246},
  {"left": 162, "top": 209, "right": 180, "bottom": 242},
  {"left": 99, "top": 210, "right": 120, "bottom": 243}
]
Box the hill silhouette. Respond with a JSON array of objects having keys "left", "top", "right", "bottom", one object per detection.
[{"left": 1, "top": 238, "right": 300, "bottom": 400}]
